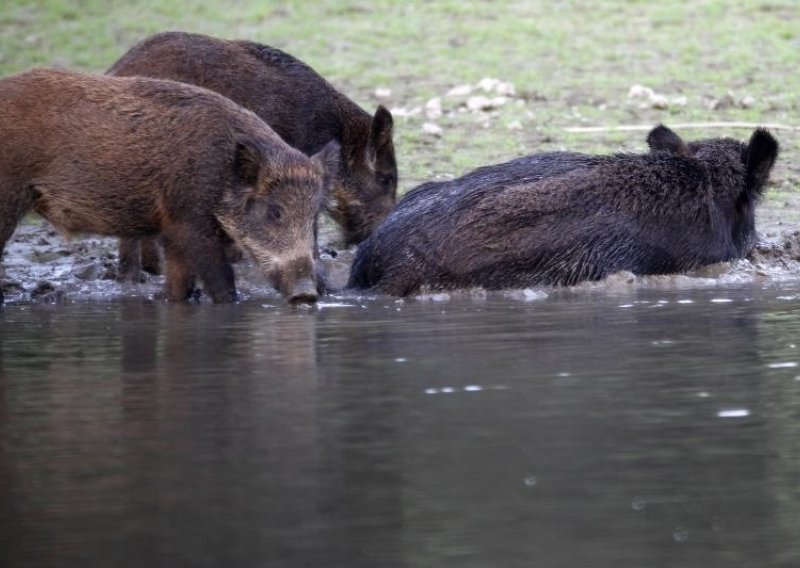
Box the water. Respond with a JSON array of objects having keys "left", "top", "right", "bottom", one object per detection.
[{"left": 2, "top": 285, "right": 800, "bottom": 567}]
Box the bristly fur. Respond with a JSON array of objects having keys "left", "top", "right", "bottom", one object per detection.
[
  {"left": 0, "top": 67, "right": 322, "bottom": 304},
  {"left": 348, "top": 126, "right": 779, "bottom": 296},
  {"left": 109, "top": 31, "right": 397, "bottom": 249}
]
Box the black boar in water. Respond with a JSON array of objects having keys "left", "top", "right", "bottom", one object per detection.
[
  {"left": 0, "top": 68, "right": 324, "bottom": 305},
  {"left": 108, "top": 31, "right": 397, "bottom": 277},
  {"left": 348, "top": 125, "right": 778, "bottom": 295}
]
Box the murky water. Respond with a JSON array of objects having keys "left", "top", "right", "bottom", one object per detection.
[{"left": 2, "top": 285, "right": 800, "bottom": 568}]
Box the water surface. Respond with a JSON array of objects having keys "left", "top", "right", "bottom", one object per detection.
[{"left": 1, "top": 285, "right": 800, "bottom": 567}]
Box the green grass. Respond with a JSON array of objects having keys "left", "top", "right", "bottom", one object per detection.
[{"left": 2, "top": 0, "right": 799, "bottom": 196}]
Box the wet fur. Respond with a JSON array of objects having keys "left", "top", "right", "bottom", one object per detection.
[{"left": 349, "top": 126, "right": 778, "bottom": 295}]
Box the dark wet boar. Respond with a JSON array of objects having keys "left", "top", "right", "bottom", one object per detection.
[
  {"left": 348, "top": 125, "right": 778, "bottom": 295},
  {"left": 108, "top": 31, "right": 397, "bottom": 279},
  {"left": 0, "top": 68, "right": 323, "bottom": 305}
]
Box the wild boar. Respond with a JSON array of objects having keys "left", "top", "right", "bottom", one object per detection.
[
  {"left": 0, "top": 68, "right": 324, "bottom": 304},
  {"left": 348, "top": 125, "right": 778, "bottom": 295},
  {"left": 108, "top": 31, "right": 397, "bottom": 277}
]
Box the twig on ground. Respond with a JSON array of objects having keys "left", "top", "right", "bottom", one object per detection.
[{"left": 565, "top": 122, "right": 800, "bottom": 133}]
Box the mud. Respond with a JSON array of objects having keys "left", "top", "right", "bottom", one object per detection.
[
  {"left": 0, "top": 217, "right": 361, "bottom": 304},
  {"left": 2, "top": 206, "right": 799, "bottom": 305}
]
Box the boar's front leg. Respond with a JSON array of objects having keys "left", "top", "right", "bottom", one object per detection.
[
  {"left": 163, "top": 248, "right": 197, "bottom": 302},
  {"left": 161, "top": 224, "right": 236, "bottom": 303}
]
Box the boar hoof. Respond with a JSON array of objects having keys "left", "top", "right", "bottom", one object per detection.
[{"left": 141, "top": 260, "right": 162, "bottom": 276}]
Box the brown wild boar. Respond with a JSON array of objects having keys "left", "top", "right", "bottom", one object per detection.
[
  {"left": 348, "top": 125, "right": 778, "bottom": 295},
  {"left": 0, "top": 68, "right": 324, "bottom": 305},
  {"left": 108, "top": 31, "right": 397, "bottom": 277}
]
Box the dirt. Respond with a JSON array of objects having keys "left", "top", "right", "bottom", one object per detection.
[
  {"left": 2, "top": 204, "right": 800, "bottom": 305},
  {"left": 0, "top": 217, "right": 357, "bottom": 304}
]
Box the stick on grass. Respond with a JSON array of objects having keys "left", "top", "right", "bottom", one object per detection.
[{"left": 565, "top": 122, "right": 800, "bottom": 133}]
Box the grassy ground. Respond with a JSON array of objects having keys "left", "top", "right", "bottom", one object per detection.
[{"left": 2, "top": 0, "right": 799, "bottom": 212}]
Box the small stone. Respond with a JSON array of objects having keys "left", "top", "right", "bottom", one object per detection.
[
  {"left": 374, "top": 87, "right": 391, "bottom": 98},
  {"left": 446, "top": 84, "right": 472, "bottom": 97},
  {"left": 73, "top": 261, "right": 102, "bottom": 281},
  {"left": 389, "top": 106, "right": 421, "bottom": 118},
  {"left": 1, "top": 279, "right": 24, "bottom": 294},
  {"left": 475, "top": 114, "right": 492, "bottom": 128},
  {"left": 425, "top": 97, "right": 442, "bottom": 119},
  {"left": 628, "top": 84, "right": 655, "bottom": 99},
  {"left": 466, "top": 96, "right": 494, "bottom": 111},
  {"left": 422, "top": 122, "right": 443, "bottom": 137},
  {"left": 30, "top": 280, "right": 55, "bottom": 298},
  {"left": 477, "top": 77, "right": 501, "bottom": 92},
  {"left": 495, "top": 81, "right": 516, "bottom": 96},
  {"left": 507, "top": 120, "right": 523, "bottom": 131},
  {"left": 650, "top": 94, "right": 670, "bottom": 109},
  {"left": 739, "top": 95, "right": 756, "bottom": 108},
  {"left": 708, "top": 92, "right": 736, "bottom": 110}
]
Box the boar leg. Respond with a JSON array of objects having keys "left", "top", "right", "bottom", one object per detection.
[
  {"left": 0, "top": 185, "right": 36, "bottom": 304},
  {"left": 0, "top": 221, "right": 14, "bottom": 304},
  {"left": 118, "top": 237, "right": 162, "bottom": 281},
  {"left": 117, "top": 238, "right": 142, "bottom": 282},
  {"left": 162, "top": 225, "right": 236, "bottom": 303},
  {"left": 140, "top": 237, "right": 163, "bottom": 275},
  {"left": 194, "top": 254, "right": 236, "bottom": 303},
  {"left": 163, "top": 250, "right": 197, "bottom": 302}
]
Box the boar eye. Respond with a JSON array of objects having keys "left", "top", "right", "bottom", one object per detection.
[
  {"left": 267, "top": 204, "right": 284, "bottom": 222},
  {"left": 377, "top": 174, "right": 393, "bottom": 189}
]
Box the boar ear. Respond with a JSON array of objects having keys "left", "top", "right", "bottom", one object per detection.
[
  {"left": 647, "top": 124, "right": 688, "bottom": 155},
  {"left": 311, "top": 140, "right": 342, "bottom": 196},
  {"left": 744, "top": 128, "right": 779, "bottom": 192},
  {"left": 368, "top": 105, "right": 395, "bottom": 166},
  {"left": 234, "top": 140, "right": 262, "bottom": 185}
]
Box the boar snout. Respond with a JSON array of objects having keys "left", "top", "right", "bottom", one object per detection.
[
  {"left": 271, "top": 256, "right": 320, "bottom": 305},
  {"left": 286, "top": 278, "right": 319, "bottom": 306}
]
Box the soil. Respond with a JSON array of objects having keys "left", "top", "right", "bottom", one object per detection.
[
  {"left": 0, "top": 217, "right": 357, "bottom": 304},
  {"left": 2, "top": 205, "right": 799, "bottom": 305}
]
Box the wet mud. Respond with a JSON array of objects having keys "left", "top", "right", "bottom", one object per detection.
[
  {"left": 2, "top": 211, "right": 799, "bottom": 305},
  {"left": 0, "top": 218, "right": 357, "bottom": 304}
]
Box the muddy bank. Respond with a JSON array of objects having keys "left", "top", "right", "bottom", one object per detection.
[
  {"left": 0, "top": 217, "right": 356, "bottom": 304},
  {"left": 2, "top": 213, "right": 800, "bottom": 305}
]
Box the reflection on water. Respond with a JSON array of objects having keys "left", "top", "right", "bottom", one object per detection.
[{"left": 1, "top": 286, "right": 800, "bottom": 567}]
